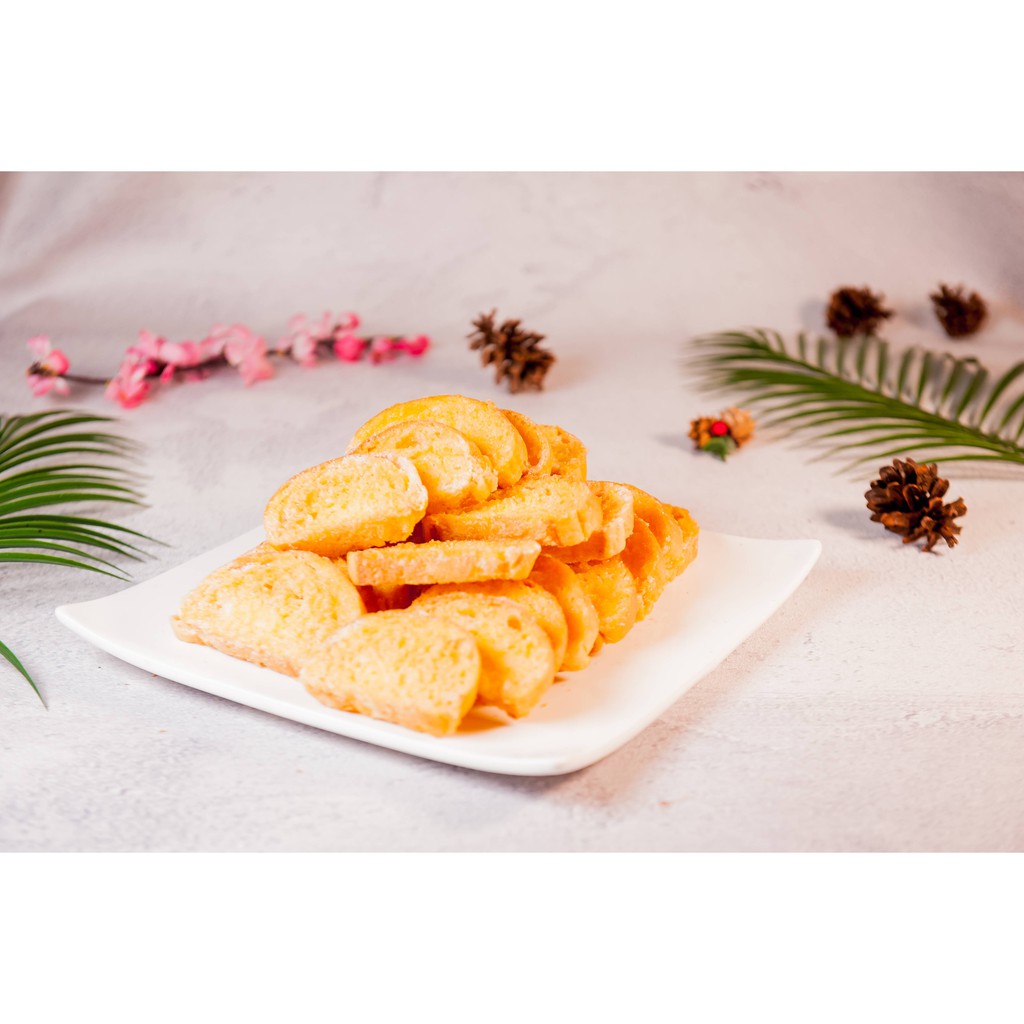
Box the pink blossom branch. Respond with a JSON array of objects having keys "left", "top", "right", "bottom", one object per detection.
[{"left": 24, "top": 314, "right": 430, "bottom": 409}]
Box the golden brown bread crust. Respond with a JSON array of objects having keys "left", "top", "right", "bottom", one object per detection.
[
  {"left": 349, "top": 419, "right": 498, "bottom": 513},
  {"left": 572, "top": 555, "right": 640, "bottom": 644},
  {"left": 539, "top": 424, "right": 587, "bottom": 480},
  {"left": 422, "top": 477, "right": 602, "bottom": 547},
  {"left": 545, "top": 481, "right": 635, "bottom": 562},
  {"left": 621, "top": 484, "right": 689, "bottom": 578},
  {"left": 300, "top": 611, "right": 481, "bottom": 736},
  {"left": 619, "top": 517, "right": 666, "bottom": 619},
  {"left": 347, "top": 539, "right": 541, "bottom": 586},
  {"left": 172, "top": 544, "right": 365, "bottom": 676},
  {"left": 264, "top": 453, "right": 427, "bottom": 558},
  {"left": 410, "top": 593, "right": 556, "bottom": 718},
  {"left": 416, "top": 579, "right": 569, "bottom": 672},
  {"left": 527, "top": 554, "right": 600, "bottom": 671},
  {"left": 662, "top": 504, "right": 700, "bottom": 577},
  {"left": 348, "top": 394, "right": 528, "bottom": 488},
  {"left": 501, "top": 409, "right": 554, "bottom": 476}
]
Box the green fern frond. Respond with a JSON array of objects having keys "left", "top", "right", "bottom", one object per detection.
[
  {"left": 690, "top": 330, "right": 1024, "bottom": 468},
  {"left": 1, "top": 410, "right": 160, "bottom": 705}
]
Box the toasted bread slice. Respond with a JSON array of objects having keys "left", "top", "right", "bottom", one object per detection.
[
  {"left": 572, "top": 555, "right": 639, "bottom": 644},
  {"left": 417, "top": 579, "right": 568, "bottom": 671},
  {"left": 172, "top": 543, "right": 365, "bottom": 676},
  {"left": 538, "top": 424, "right": 587, "bottom": 480},
  {"left": 662, "top": 504, "right": 700, "bottom": 577},
  {"left": 422, "top": 476, "right": 602, "bottom": 547},
  {"left": 264, "top": 453, "right": 427, "bottom": 558},
  {"left": 349, "top": 419, "right": 498, "bottom": 513},
  {"left": 501, "top": 409, "right": 554, "bottom": 476},
  {"left": 300, "top": 610, "right": 480, "bottom": 736},
  {"left": 545, "top": 482, "right": 634, "bottom": 562},
  {"left": 348, "top": 394, "right": 528, "bottom": 487},
  {"left": 347, "top": 538, "right": 540, "bottom": 587},
  {"left": 528, "top": 554, "right": 600, "bottom": 671},
  {"left": 411, "top": 593, "right": 556, "bottom": 718},
  {"left": 621, "top": 484, "right": 689, "bottom": 578},
  {"left": 619, "top": 517, "right": 666, "bottom": 619}
]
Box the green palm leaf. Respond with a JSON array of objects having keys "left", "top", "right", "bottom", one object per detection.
[
  {"left": 690, "top": 330, "right": 1024, "bottom": 468},
  {"left": 1, "top": 410, "right": 160, "bottom": 705}
]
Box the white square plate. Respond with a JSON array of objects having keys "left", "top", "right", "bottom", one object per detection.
[{"left": 56, "top": 528, "right": 820, "bottom": 776}]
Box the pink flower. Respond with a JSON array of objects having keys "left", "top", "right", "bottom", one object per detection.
[
  {"left": 105, "top": 359, "right": 151, "bottom": 409},
  {"left": 222, "top": 324, "right": 274, "bottom": 386},
  {"left": 395, "top": 334, "right": 430, "bottom": 357},
  {"left": 336, "top": 311, "right": 360, "bottom": 332},
  {"left": 28, "top": 373, "right": 70, "bottom": 397},
  {"left": 128, "top": 329, "right": 165, "bottom": 362},
  {"left": 276, "top": 315, "right": 322, "bottom": 367},
  {"left": 333, "top": 332, "right": 367, "bottom": 362},
  {"left": 160, "top": 340, "right": 203, "bottom": 367},
  {"left": 26, "top": 336, "right": 71, "bottom": 396},
  {"left": 369, "top": 336, "right": 396, "bottom": 364}
]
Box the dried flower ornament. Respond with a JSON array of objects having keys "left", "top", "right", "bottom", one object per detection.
[
  {"left": 689, "top": 406, "right": 755, "bottom": 460},
  {"left": 25, "top": 311, "right": 430, "bottom": 410},
  {"left": 865, "top": 458, "right": 967, "bottom": 552}
]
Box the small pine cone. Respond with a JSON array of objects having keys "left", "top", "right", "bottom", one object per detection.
[
  {"left": 930, "top": 283, "right": 987, "bottom": 338},
  {"left": 865, "top": 457, "right": 967, "bottom": 552},
  {"left": 826, "top": 286, "right": 894, "bottom": 338},
  {"left": 689, "top": 415, "right": 717, "bottom": 449},
  {"left": 468, "top": 310, "right": 555, "bottom": 393}
]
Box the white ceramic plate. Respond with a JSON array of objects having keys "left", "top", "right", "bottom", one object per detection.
[{"left": 56, "top": 527, "right": 820, "bottom": 776}]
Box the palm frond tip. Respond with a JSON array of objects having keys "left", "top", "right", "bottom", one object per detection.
[
  {"left": 0, "top": 410, "right": 160, "bottom": 704},
  {"left": 690, "top": 330, "right": 1024, "bottom": 468}
]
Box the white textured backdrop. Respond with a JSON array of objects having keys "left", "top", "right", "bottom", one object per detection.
[{"left": 1, "top": 172, "right": 1021, "bottom": 851}]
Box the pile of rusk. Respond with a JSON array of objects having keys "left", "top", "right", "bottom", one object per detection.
[{"left": 173, "top": 395, "right": 699, "bottom": 736}]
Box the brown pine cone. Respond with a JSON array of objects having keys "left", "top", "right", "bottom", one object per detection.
[
  {"left": 865, "top": 458, "right": 967, "bottom": 552},
  {"left": 468, "top": 310, "right": 555, "bottom": 393},
  {"left": 826, "top": 286, "right": 893, "bottom": 338},
  {"left": 930, "top": 283, "right": 987, "bottom": 338}
]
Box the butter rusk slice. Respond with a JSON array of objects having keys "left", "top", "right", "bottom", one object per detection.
[
  {"left": 619, "top": 517, "right": 666, "bottom": 620},
  {"left": 545, "top": 481, "right": 634, "bottom": 562},
  {"left": 347, "top": 539, "right": 540, "bottom": 587},
  {"left": 411, "top": 593, "right": 556, "bottom": 718},
  {"left": 662, "top": 504, "right": 700, "bottom": 577},
  {"left": 417, "top": 579, "right": 568, "bottom": 672},
  {"left": 527, "top": 554, "right": 600, "bottom": 671},
  {"left": 621, "top": 484, "right": 689, "bottom": 579},
  {"left": 501, "top": 408, "right": 554, "bottom": 476},
  {"left": 348, "top": 394, "right": 528, "bottom": 488},
  {"left": 572, "top": 555, "right": 639, "bottom": 645},
  {"left": 264, "top": 453, "right": 427, "bottom": 559},
  {"left": 300, "top": 611, "right": 480, "bottom": 737},
  {"left": 537, "top": 424, "right": 587, "bottom": 481},
  {"left": 349, "top": 419, "right": 498, "bottom": 513},
  {"left": 172, "top": 544, "right": 365, "bottom": 677},
  {"left": 422, "top": 476, "right": 602, "bottom": 547}
]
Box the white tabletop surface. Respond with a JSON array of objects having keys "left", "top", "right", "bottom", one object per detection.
[{"left": 1, "top": 172, "right": 1021, "bottom": 852}]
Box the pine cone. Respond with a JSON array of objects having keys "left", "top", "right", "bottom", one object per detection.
[
  {"left": 865, "top": 458, "right": 967, "bottom": 552},
  {"left": 930, "top": 283, "right": 987, "bottom": 338},
  {"left": 468, "top": 310, "right": 555, "bottom": 393},
  {"left": 826, "top": 286, "right": 893, "bottom": 338}
]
